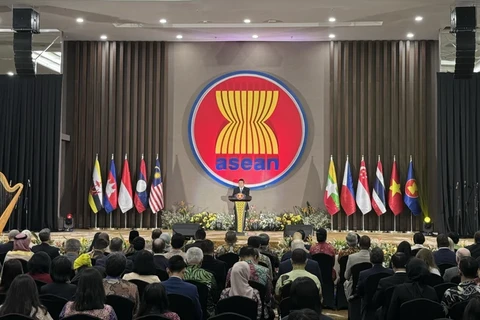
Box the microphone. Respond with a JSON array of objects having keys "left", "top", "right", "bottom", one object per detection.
[
  {"left": 27, "top": 179, "right": 31, "bottom": 188},
  {"left": 456, "top": 182, "right": 459, "bottom": 190},
  {"left": 464, "top": 181, "right": 467, "bottom": 188}
]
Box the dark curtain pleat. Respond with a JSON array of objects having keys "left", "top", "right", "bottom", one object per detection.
[
  {"left": 437, "top": 73, "right": 480, "bottom": 236},
  {"left": 0, "top": 75, "right": 62, "bottom": 231},
  {"left": 63, "top": 41, "right": 165, "bottom": 229},
  {"left": 329, "top": 41, "right": 437, "bottom": 232}
]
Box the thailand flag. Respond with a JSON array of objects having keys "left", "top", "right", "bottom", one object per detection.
[
  {"left": 340, "top": 157, "right": 356, "bottom": 216},
  {"left": 118, "top": 155, "right": 133, "bottom": 213},
  {"left": 104, "top": 157, "right": 118, "bottom": 213},
  {"left": 371, "top": 156, "right": 387, "bottom": 216},
  {"left": 134, "top": 157, "right": 148, "bottom": 213},
  {"left": 356, "top": 157, "right": 372, "bottom": 214}
]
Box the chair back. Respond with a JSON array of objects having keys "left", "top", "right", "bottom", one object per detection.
[
  {"left": 338, "top": 255, "right": 349, "bottom": 281},
  {"left": 185, "top": 280, "right": 208, "bottom": 320},
  {"left": 437, "top": 264, "right": 455, "bottom": 277},
  {"left": 105, "top": 295, "right": 135, "bottom": 320},
  {"left": 336, "top": 255, "right": 349, "bottom": 310},
  {"left": 380, "top": 286, "right": 396, "bottom": 319},
  {"left": 279, "top": 298, "right": 291, "bottom": 318},
  {"left": 351, "top": 263, "right": 372, "bottom": 295},
  {"left": 11, "top": 259, "right": 28, "bottom": 273},
  {"left": 450, "top": 276, "right": 461, "bottom": 284},
  {"left": 448, "top": 300, "right": 469, "bottom": 320},
  {"left": 216, "top": 296, "right": 257, "bottom": 320},
  {"left": 311, "top": 253, "right": 335, "bottom": 308},
  {"left": 34, "top": 280, "right": 47, "bottom": 293},
  {"left": 217, "top": 253, "right": 239, "bottom": 270},
  {"left": 399, "top": 298, "right": 445, "bottom": 320},
  {"left": 362, "top": 273, "right": 391, "bottom": 320},
  {"left": 0, "top": 315, "right": 34, "bottom": 320},
  {"left": 280, "top": 282, "right": 292, "bottom": 299},
  {"left": 0, "top": 172, "right": 23, "bottom": 234},
  {"left": 128, "top": 279, "right": 149, "bottom": 298},
  {"left": 411, "top": 248, "right": 421, "bottom": 257},
  {"left": 433, "top": 283, "right": 456, "bottom": 301},
  {"left": 208, "top": 312, "right": 250, "bottom": 320},
  {"left": 248, "top": 281, "right": 266, "bottom": 316},
  {"left": 62, "top": 315, "right": 101, "bottom": 320},
  {"left": 39, "top": 294, "right": 68, "bottom": 320},
  {"left": 425, "top": 274, "right": 444, "bottom": 287},
  {"left": 135, "top": 316, "right": 170, "bottom": 320},
  {"left": 156, "top": 269, "right": 169, "bottom": 281},
  {"left": 168, "top": 294, "right": 195, "bottom": 320}
]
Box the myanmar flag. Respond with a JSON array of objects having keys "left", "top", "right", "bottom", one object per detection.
[
  {"left": 388, "top": 156, "right": 404, "bottom": 215},
  {"left": 324, "top": 156, "right": 340, "bottom": 215}
]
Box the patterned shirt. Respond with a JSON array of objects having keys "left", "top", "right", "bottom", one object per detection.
[
  {"left": 442, "top": 280, "right": 480, "bottom": 310},
  {"left": 338, "top": 246, "right": 360, "bottom": 259},
  {"left": 184, "top": 265, "right": 218, "bottom": 318},
  {"left": 59, "top": 301, "right": 117, "bottom": 320},
  {"left": 216, "top": 244, "right": 241, "bottom": 256},
  {"left": 103, "top": 277, "right": 140, "bottom": 313},
  {"left": 219, "top": 288, "right": 263, "bottom": 320},
  {"left": 309, "top": 242, "right": 336, "bottom": 257},
  {"left": 257, "top": 253, "right": 273, "bottom": 279}
]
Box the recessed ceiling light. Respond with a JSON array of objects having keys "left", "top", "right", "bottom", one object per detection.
[
  {"left": 100, "top": 35, "right": 107, "bottom": 40},
  {"left": 407, "top": 32, "right": 414, "bottom": 38},
  {"left": 244, "top": 19, "right": 251, "bottom": 24},
  {"left": 159, "top": 18, "right": 167, "bottom": 24},
  {"left": 252, "top": 34, "right": 259, "bottom": 39},
  {"left": 7, "top": 71, "right": 14, "bottom": 76},
  {"left": 329, "top": 17, "right": 336, "bottom": 22},
  {"left": 176, "top": 34, "right": 183, "bottom": 39},
  {"left": 329, "top": 34, "right": 336, "bottom": 39},
  {"left": 415, "top": 16, "right": 423, "bottom": 22},
  {"left": 76, "top": 17, "right": 84, "bottom": 23}
]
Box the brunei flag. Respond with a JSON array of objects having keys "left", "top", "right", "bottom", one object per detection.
[
  {"left": 88, "top": 155, "right": 103, "bottom": 213},
  {"left": 388, "top": 156, "right": 404, "bottom": 215},
  {"left": 324, "top": 156, "right": 340, "bottom": 215},
  {"left": 404, "top": 156, "right": 422, "bottom": 215}
]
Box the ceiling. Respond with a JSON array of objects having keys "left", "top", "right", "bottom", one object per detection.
[{"left": 0, "top": 0, "right": 466, "bottom": 74}]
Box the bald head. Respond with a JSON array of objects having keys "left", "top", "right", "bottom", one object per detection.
[
  {"left": 456, "top": 248, "right": 471, "bottom": 264},
  {"left": 152, "top": 238, "right": 166, "bottom": 254}
]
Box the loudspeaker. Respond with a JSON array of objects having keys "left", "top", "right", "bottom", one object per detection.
[
  {"left": 283, "top": 224, "right": 314, "bottom": 238},
  {"left": 13, "top": 8, "right": 40, "bottom": 33},
  {"left": 455, "top": 31, "right": 476, "bottom": 79},
  {"left": 451, "top": 7, "right": 476, "bottom": 32},
  {"left": 13, "top": 32, "right": 34, "bottom": 76},
  {"left": 172, "top": 223, "right": 201, "bottom": 239}
]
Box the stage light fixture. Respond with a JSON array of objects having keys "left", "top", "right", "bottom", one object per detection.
[
  {"left": 176, "top": 34, "right": 183, "bottom": 39},
  {"left": 329, "top": 34, "right": 336, "bottom": 39},
  {"left": 329, "top": 17, "right": 336, "bottom": 22},
  {"left": 159, "top": 18, "right": 167, "bottom": 24},
  {"left": 63, "top": 213, "right": 74, "bottom": 231},
  {"left": 423, "top": 216, "right": 433, "bottom": 234}
]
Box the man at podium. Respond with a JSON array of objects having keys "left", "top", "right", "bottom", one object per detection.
[
  {"left": 232, "top": 179, "right": 250, "bottom": 204},
  {"left": 229, "top": 179, "right": 251, "bottom": 234}
]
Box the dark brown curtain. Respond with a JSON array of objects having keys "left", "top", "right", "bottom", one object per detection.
[
  {"left": 63, "top": 41, "right": 165, "bottom": 229},
  {"left": 329, "top": 40, "right": 438, "bottom": 232}
]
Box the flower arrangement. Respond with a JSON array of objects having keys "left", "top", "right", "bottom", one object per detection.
[
  {"left": 213, "top": 211, "right": 235, "bottom": 230},
  {"left": 162, "top": 201, "right": 195, "bottom": 229},
  {"left": 259, "top": 211, "right": 281, "bottom": 231},
  {"left": 295, "top": 202, "right": 331, "bottom": 230},
  {"left": 276, "top": 212, "right": 303, "bottom": 230},
  {"left": 190, "top": 212, "right": 217, "bottom": 230},
  {"left": 246, "top": 206, "right": 261, "bottom": 230}
]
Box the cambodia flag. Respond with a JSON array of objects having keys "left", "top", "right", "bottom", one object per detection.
[
  {"left": 404, "top": 156, "right": 422, "bottom": 215},
  {"left": 104, "top": 157, "right": 118, "bottom": 213},
  {"left": 371, "top": 156, "right": 387, "bottom": 216},
  {"left": 134, "top": 157, "right": 148, "bottom": 213},
  {"left": 356, "top": 157, "right": 372, "bottom": 215},
  {"left": 340, "top": 157, "right": 356, "bottom": 216},
  {"left": 388, "top": 157, "right": 404, "bottom": 215},
  {"left": 118, "top": 155, "right": 133, "bottom": 213}
]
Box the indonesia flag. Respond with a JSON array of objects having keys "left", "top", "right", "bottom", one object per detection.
[
  {"left": 340, "top": 157, "right": 356, "bottom": 216},
  {"left": 371, "top": 156, "right": 387, "bottom": 216},
  {"left": 118, "top": 154, "right": 133, "bottom": 213},
  {"left": 149, "top": 157, "right": 164, "bottom": 213},
  {"left": 104, "top": 156, "right": 118, "bottom": 213},
  {"left": 134, "top": 157, "right": 148, "bottom": 213},
  {"left": 356, "top": 156, "right": 372, "bottom": 215}
]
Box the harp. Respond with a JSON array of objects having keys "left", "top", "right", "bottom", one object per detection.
[{"left": 0, "top": 172, "right": 23, "bottom": 233}]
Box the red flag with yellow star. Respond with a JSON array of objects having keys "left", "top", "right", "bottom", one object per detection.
[{"left": 388, "top": 157, "right": 403, "bottom": 215}]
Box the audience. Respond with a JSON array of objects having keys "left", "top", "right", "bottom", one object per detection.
[
  {"left": 345, "top": 235, "right": 371, "bottom": 280},
  {"left": 0, "top": 259, "right": 23, "bottom": 293},
  {"left": 248, "top": 236, "right": 274, "bottom": 277},
  {"left": 164, "top": 233, "right": 187, "bottom": 260},
  {"left": 60, "top": 268, "right": 117, "bottom": 319},
  {"left": 309, "top": 228, "right": 336, "bottom": 257},
  {"left": 416, "top": 248, "right": 441, "bottom": 276},
  {"left": 288, "top": 308, "right": 328, "bottom": 320},
  {"left": 160, "top": 233, "right": 172, "bottom": 253},
  {"left": 64, "top": 239, "right": 81, "bottom": 265},
  {"left": 448, "top": 237, "right": 455, "bottom": 252},
  {"left": 338, "top": 232, "right": 359, "bottom": 259},
  {"left": 219, "top": 261, "right": 263, "bottom": 320},
  {"left": 32, "top": 228, "right": 60, "bottom": 260},
  {"left": 395, "top": 241, "right": 412, "bottom": 262},
  {"left": 433, "top": 234, "right": 456, "bottom": 266},
  {"left": 200, "top": 239, "right": 227, "bottom": 290},
  {"left": 96, "top": 237, "right": 133, "bottom": 273},
  {"left": 411, "top": 232, "right": 426, "bottom": 256},
  {"left": 259, "top": 233, "right": 280, "bottom": 270},
  {"left": 443, "top": 247, "right": 471, "bottom": 282},
  {"left": 28, "top": 251, "right": 53, "bottom": 283},
  {"left": 125, "top": 230, "right": 140, "bottom": 256},
  {"left": 290, "top": 277, "right": 332, "bottom": 320},
  {"left": 281, "top": 240, "right": 311, "bottom": 262},
  {"left": 185, "top": 228, "right": 207, "bottom": 251},
  {"left": 216, "top": 230, "right": 241, "bottom": 256},
  {"left": 41, "top": 256, "right": 77, "bottom": 300},
  {"left": 128, "top": 236, "right": 146, "bottom": 263},
  {"left": 151, "top": 228, "right": 163, "bottom": 240},
  {"left": 448, "top": 232, "right": 460, "bottom": 251},
  {"left": 88, "top": 232, "right": 102, "bottom": 252},
  {"left": 162, "top": 256, "right": 203, "bottom": 320},
  {"left": 4, "top": 232, "right": 33, "bottom": 262},
  {"left": 357, "top": 247, "right": 393, "bottom": 297},
  {"left": 0, "top": 274, "right": 53, "bottom": 319},
  {"left": 152, "top": 238, "right": 169, "bottom": 270},
  {"left": 71, "top": 253, "right": 93, "bottom": 283},
  {"left": 463, "top": 295, "right": 480, "bottom": 320},
  {"left": 90, "top": 237, "right": 109, "bottom": 260},
  {"left": 123, "top": 250, "right": 160, "bottom": 283},
  {"left": 278, "top": 248, "right": 322, "bottom": 285},
  {"left": 466, "top": 231, "right": 480, "bottom": 259},
  {"left": 0, "top": 230, "right": 19, "bottom": 262},
  {"left": 135, "top": 283, "right": 180, "bottom": 320}
]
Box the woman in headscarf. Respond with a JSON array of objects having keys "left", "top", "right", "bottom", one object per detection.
[
  {"left": 4, "top": 232, "right": 33, "bottom": 263},
  {"left": 70, "top": 253, "right": 93, "bottom": 284},
  {"left": 219, "top": 261, "right": 263, "bottom": 320},
  {"left": 387, "top": 258, "right": 438, "bottom": 320}
]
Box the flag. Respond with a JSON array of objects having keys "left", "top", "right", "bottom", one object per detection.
[
  {"left": 388, "top": 156, "right": 404, "bottom": 215},
  {"left": 134, "top": 157, "right": 149, "bottom": 213},
  {"left": 404, "top": 156, "right": 422, "bottom": 215},
  {"left": 104, "top": 156, "right": 117, "bottom": 213},
  {"left": 87, "top": 155, "right": 103, "bottom": 213},
  {"left": 340, "top": 157, "right": 356, "bottom": 216},
  {"left": 149, "top": 157, "right": 164, "bottom": 213},
  {"left": 356, "top": 157, "right": 372, "bottom": 214},
  {"left": 118, "top": 155, "right": 133, "bottom": 213},
  {"left": 324, "top": 156, "right": 340, "bottom": 215},
  {"left": 372, "top": 156, "right": 387, "bottom": 216}
]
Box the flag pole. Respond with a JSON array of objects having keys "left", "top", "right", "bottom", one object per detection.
[
  {"left": 378, "top": 215, "right": 381, "bottom": 232},
  {"left": 410, "top": 212, "right": 413, "bottom": 233},
  {"left": 140, "top": 213, "right": 143, "bottom": 229},
  {"left": 124, "top": 212, "right": 128, "bottom": 229},
  {"left": 94, "top": 213, "right": 98, "bottom": 230},
  {"left": 330, "top": 215, "right": 333, "bottom": 231},
  {"left": 155, "top": 212, "right": 158, "bottom": 229},
  {"left": 362, "top": 214, "right": 365, "bottom": 231},
  {"left": 109, "top": 214, "right": 113, "bottom": 229},
  {"left": 346, "top": 215, "right": 349, "bottom": 231},
  {"left": 393, "top": 215, "right": 396, "bottom": 232}
]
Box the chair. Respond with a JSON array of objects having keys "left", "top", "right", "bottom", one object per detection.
[
  {"left": 62, "top": 315, "right": 102, "bottom": 320},
  {"left": 280, "top": 282, "right": 291, "bottom": 299},
  {"left": 448, "top": 300, "right": 469, "bottom": 320},
  {"left": 311, "top": 253, "right": 335, "bottom": 309},
  {"left": 135, "top": 316, "right": 170, "bottom": 320},
  {"left": 186, "top": 280, "right": 209, "bottom": 320},
  {"left": 105, "top": 295, "right": 135, "bottom": 320},
  {"left": 168, "top": 294, "right": 195, "bottom": 320},
  {"left": 411, "top": 248, "right": 421, "bottom": 257},
  {"left": 0, "top": 293, "right": 6, "bottom": 305},
  {"left": 156, "top": 269, "right": 169, "bottom": 281},
  {"left": 217, "top": 296, "right": 258, "bottom": 320},
  {"left": 0, "top": 172, "right": 23, "bottom": 234},
  {"left": 379, "top": 286, "right": 396, "bottom": 320},
  {"left": 399, "top": 298, "right": 445, "bottom": 320},
  {"left": 361, "top": 273, "right": 391, "bottom": 320},
  {"left": 434, "top": 283, "right": 456, "bottom": 301},
  {"left": 34, "top": 280, "right": 47, "bottom": 293},
  {"left": 248, "top": 281, "right": 266, "bottom": 318},
  {"left": 90, "top": 258, "right": 97, "bottom": 266},
  {"left": 128, "top": 279, "right": 149, "bottom": 298},
  {"left": 11, "top": 259, "right": 28, "bottom": 273},
  {"left": 348, "top": 262, "right": 372, "bottom": 320},
  {"left": 208, "top": 312, "right": 250, "bottom": 320},
  {"left": 39, "top": 294, "right": 68, "bottom": 320},
  {"left": 437, "top": 264, "right": 455, "bottom": 277},
  {"left": 279, "top": 298, "right": 291, "bottom": 318},
  {"left": 0, "top": 315, "right": 34, "bottom": 320},
  {"left": 451, "top": 276, "right": 461, "bottom": 284},
  {"left": 217, "top": 253, "right": 239, "bottom": 270},
  {"left": 426, "top": 274, "right": 444, "bottom": 287},
  {"left": 335, "top": 255, "right": 349, "bottom": 310}
]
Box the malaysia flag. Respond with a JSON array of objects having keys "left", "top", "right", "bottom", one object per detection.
[
  {"left": 134, "top": 157, "right": 148, "bottom": 213},
  {"left": 104, "top": 156, "right": 118, "bottom": 213},
  {"left": 356, "top": 157, "right": 372, "bottom": 214},
  {"left": 118, "top": 155, "right": 133, "bottom": 213},
  {"left": 371, "top": 156, "right": 387, "bottom": 216},
  {"left": 340, "top": 157, "right": 356, "bottom": 216},
  {"left": 149, "top": 157, "right": 164, "bottom": 213}
]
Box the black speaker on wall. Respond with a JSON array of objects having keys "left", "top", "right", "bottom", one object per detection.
[
  {"left": 12, "top": 8, "right": 40, "bottom": 76},
  {"left": 451, "top": 7, "right": 477, "bottom": 79}
]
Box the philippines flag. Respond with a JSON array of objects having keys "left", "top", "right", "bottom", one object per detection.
[
  {"left": 340, "top": 157, "right": 356, "bottom": 216},
  {"left": 149, "top": 157, "right": 164, "bottom": 213},
  {"left": 134, "top": 157, "right": 148, "bottom": 213},
  {"left": 118, "top": 155, "right": 133, "bottom": 213},
  {"left": 104, "top": 156, "right": 117, "bottom": 213},
  {"left": 356, "top": 156, "right": 372, "bottom": 214},
  {"left": 371, "top": 156, "right": 387, "bottom": 216}
]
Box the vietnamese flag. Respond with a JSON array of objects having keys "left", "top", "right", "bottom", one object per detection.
[
  {"left": 324, "top": 156, "right": 340, "bottom": 215},
  {"left": 388, "top": 156, "right": 404, "bottom": 215}
]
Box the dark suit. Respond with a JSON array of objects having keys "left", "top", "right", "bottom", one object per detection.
[
  {"left": 387, "top": 283, "right": 437, "bottom": 320},
  {"left": 40, "top": 283, "right": 77, "bottom": 300},
  {"left": 32, "top": 243, "right": 60, "bottom": 260},
  {"left": 185, "top": 240, "right": 204, "bottom": 252},
  {"left": 278, "top": 259, "right": 322, "bottom": 285},
  {"left": 433, "top": 248, "right": 456, "bottom": 266},
  {"left": 161, "top": 276, "right": 203, "bottom": 320},
  {"left": 233, "top": 186, "right": 250, "bottom": 197},
  {"left": 356, "top": 265, "right": 393, "bottom": 319},
  {"left": 281, "top": 251, "right": 312, "bottom": 262},
  {"left": 201, "top": 255, "right": 227, "bottom": 289},
  {"left": 232, "top": 186, "right": 250, "bottom": 231},
  {"left": 466, "top": 243, "right": 480, "bottom": 259},
  {"left": 153, "top": 254, "right": 169, "bottom": 271},
  {"left": 373, "top": 272, "right": 408, "bottom": 319},
  {"left": 0, "top": 241, "right": 13, "bottom": 263},
  {"left": 96, "top": 253, "right": 133, "bottom": 273}
]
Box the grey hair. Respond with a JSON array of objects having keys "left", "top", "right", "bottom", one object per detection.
[
  {"left": 8, "top": 229, "right": 19, "bottom": 241},
  {"left": 65, "top": 238, "right": 81, "bottom": 253},
  {"left": 186, "top": 247, "right": 204, "bottom": 265},
  {"left": 291, "top": 239, "right": 306, "bottom": 250}
]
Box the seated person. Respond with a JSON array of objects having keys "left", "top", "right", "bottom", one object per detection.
[
  {"left": 122, "top": 250, "right": 161, "bottom": 284},
  {"left": 281, "top": 240, "right": 311, "bottom": 262},
  {"left": 289, "top": 277, "right": 333, "bottom": 320},
  {"left": 0, "top": 259, "right": 24, "bottom": 293},
  {"left": 28, "top": 251, "right": 53, "bottom": 283},
  {"left": 416, "top": 249, "right": 441, "bottom": 276},
  {"left": 163, "top": 234, "right": 187, "bottom": 260},
  {"left": 442, "top": 257, "right": 480, "bottom": 312},
  {"left": 134, "top": 283, "right": 180, "bottom": 320},
  {"left": 41, "top": 256, "right": 77, "bottom": 300},
  {"left": 433, "top": 234, "right": 456, "bottom": 266},
  {"left": 184, "top": 228, "right": 207, "bottom": 251},
  {"left": 32, "top": 228, "right": 60, "bottom": 260},
  {"left": 216, "top": 231, "right": 241, "bottom": 256},
  {"left": 152, "top": 239, "right": 169, "bottom": 270}
]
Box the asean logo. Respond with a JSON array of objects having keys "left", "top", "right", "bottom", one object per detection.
[{"left": 188, "top": 71, "right": 308, "bottom": 189}]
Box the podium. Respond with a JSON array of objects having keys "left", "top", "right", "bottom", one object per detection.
[{"left": 228, "top": 195, "right": 252, "bottom": 234}]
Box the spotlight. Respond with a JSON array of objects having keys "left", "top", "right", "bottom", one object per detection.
[
  {"left": 244, "top": 19, "right": 251, "bottom": 24},
  {"left": 252, "top": 34, "right": 259, "bottom": 39},
  {"left": 7, "top": 71, "right": 14, "bottom": 76},
  {"left": 406, "top": 33, "right": 414, "bottom": 38},
  {"left": 76, "top": 17, "right": 84, "bottom": 23},
  {"left": 159, "top": 18, "right": 167, "bottom": 24},
  {"left": 176, "top": 34, "right": 183, "bottom": 39},
  {"left": 64, "top": 213, "right": 74, "bottom": 231},
  {"left": 100, "top": 35, "right": 108, "bottom": 40},
  {"left": 423, "top": 216, "right": 433, "bottom": 234},
  {"left": 329, "top": 17, "right": 336, "bottom": 22},
  {"left": 329, "top": 34, "right": 336, "bottom": 39},
  {"left": 415, "top": 16, "right": 423, "bottom": 22}
]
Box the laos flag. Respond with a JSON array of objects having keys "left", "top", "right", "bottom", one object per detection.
[{"left": 134, "top": 157, "right": 148, "bottom": 213}]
